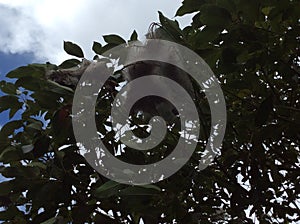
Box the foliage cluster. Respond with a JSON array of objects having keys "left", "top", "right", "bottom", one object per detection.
[{"left": 0, "top": 0, "right": 299, "bottom": 223}]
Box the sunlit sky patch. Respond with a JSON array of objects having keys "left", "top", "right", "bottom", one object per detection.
[{"left": 0, "top": 0, "right": 192, "bottom": 63}]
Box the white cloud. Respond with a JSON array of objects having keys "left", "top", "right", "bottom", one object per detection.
[{"left": 0, "top": 0, "right": 193, "bottom": 64}]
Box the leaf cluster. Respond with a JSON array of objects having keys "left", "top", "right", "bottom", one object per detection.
[{"left": 0, "top": 0, "right": 299, "bottom": 223}]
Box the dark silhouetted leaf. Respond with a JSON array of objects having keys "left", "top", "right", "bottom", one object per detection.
[
  {"left": 0, "top": 81, "right": 17, "bottom": 94},
  {"left": 176, "top": 0, "right": 204, "bottom": 16},
  {"left": 199, "top": 4, "right": 232, "bottom": 27},
  {"left": 63, "top": 41, "right": 84, "bottom": 58},
  {"left": 59, "top": 59, "right": 81, "bottom": 69},
  {"left": 255, "top": 96, "right": 273, "bottom": 126},
  {"left": 92, "top": 41, "right": 103, "bottom": 55},
  {"left": 103, "top": 34, "right": 126, "bottom": 45},
  {"left": 94, "top": 181, "right": 123, "bottom": 198},
  {"left": 130, "top": 30, "right": 138, "bottom": 41},
  {"left": 0, "top": 95, "right": 22, "bottom": 115},
  {"left": 6, "top": 65, "right": 45, "bottom": 78}
]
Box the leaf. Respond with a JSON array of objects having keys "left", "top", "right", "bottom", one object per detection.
[
  {"left": 0, "top": 146, "right": 22, "bottom": 163},
  {"left": 93, "top": 55, "right": 100, "bottom": 60},
  {"left": 0, "top": 180, "right": 14, "bottom": 196},
  {"left": 195, "top": 48, "right": 221, "bottom": 68},
  {"left": 0, "top": 81, "right": 17, "bottom": 94},
  {"left": 63, "top": 41, "right": 84, "bottom": 58},
  {"left": 95, "top": 180, "right": 120, "bottom": 192},
  {"left": 25, "top": 119, "right": 43, "bottom": 132},
  {"left": 21, "top": 144, "right": 34, "bottom": 154},
  {"left": 176, "top": 0, "right": 205, "bottom": 16},
  {"left": 72, "top": 205, "right": 95, "bottom": 223},
  {"left": 94, "top": 181, "right": 123, "bottom": 198},
  {"left": 255, "top": 96, "right": 273, "bottom": 127},
  {"left": 15, "top": 76, "right": 42, "bottom": 91},
  {"left": 158, "top": 11, "right": 183, "bottom": 41},
  {"left": 0, "top": 95, "right": 23, "bottom": 115},
  {"left": 0, "top": 205, "right": 23, "bottom": 220},
  {"left": 216, "top": 0, "right": 236, "bottom": 13},
  {"left": 262, "top": 6, "right": 275, "bottom": 16},
  {"left": 9, "top": 107, "right": 20, "bottom": 119},
  {"left": 199, "top": 4, "right": 232, "bottom": 27},
  {"left": 103, "top": 34, "right": 126, "bottom": 45},
  {"left": 137, "top": 184, "right": 161, "bottom": 191},
  {"left": 236, "top": 0, "right": 260, "bottom": 23},
  {"left": 0, "top": 166, "right": 40, "bottom": 178},
  {"left": 92, "top": 41, "right": 103, "bottom": 55},
  {"left": 52, "top": 106, "right": 72, "bottom": 145},
  {"left": 24, "top": 119, "right": 43, "bottom": 136},
  {"left": 0, "top": 120, "right": 23, "bottom": 137},
  {"left": 99, "top": 43, "right": 118, "bottom": 56},
  {"left": 237, "top": 89, "right": 251, "bottom": 98},
  {"left": 6, "top": 65, "right": 45, "bottom": 79},
  {"left": 58, "top": 59, "right": 81, "bottom": 69},
  {"left": 222, "top": 148, "right": 239, "bottom": 167},
  {"left": 191, "top": 26, "right": 221, "bottom": 49},
  {"left": 32, "top": 135, "right": 51, "bottom": 158},
  {"left": 31, "top": 91, "right": 61, "bottom": 109},
  {"left": 32, "top": 63, "right": 57, "bottom": 70},
  {"left": 40, "top": 217, "right": 57, "bottom": 224},
  {"left": 0, "top": 135, "right": 9, "bottom": 152},
  {"left": 45, "top": 79, "right": 74, "bottom": 95},
  {"left": 118, "top": 186, "right": 160, "bottom": 196},
  {"left": 130, "top": 30, "right": 138, "bottom": 41},
  {"left": 222, "top": 47, "right": 237, "bottom": 64}
]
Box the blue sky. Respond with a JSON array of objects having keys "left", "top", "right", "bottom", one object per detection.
[
  {"left": 0, "top": 52, "right": 35, "bottom": 76},
  {"left": 0, "top": 51, "right": 36, "bottom": 127}
]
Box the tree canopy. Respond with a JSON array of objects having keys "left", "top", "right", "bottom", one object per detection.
[{"left": 0, "top": 0, "right": 299, "bottom": 223}]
